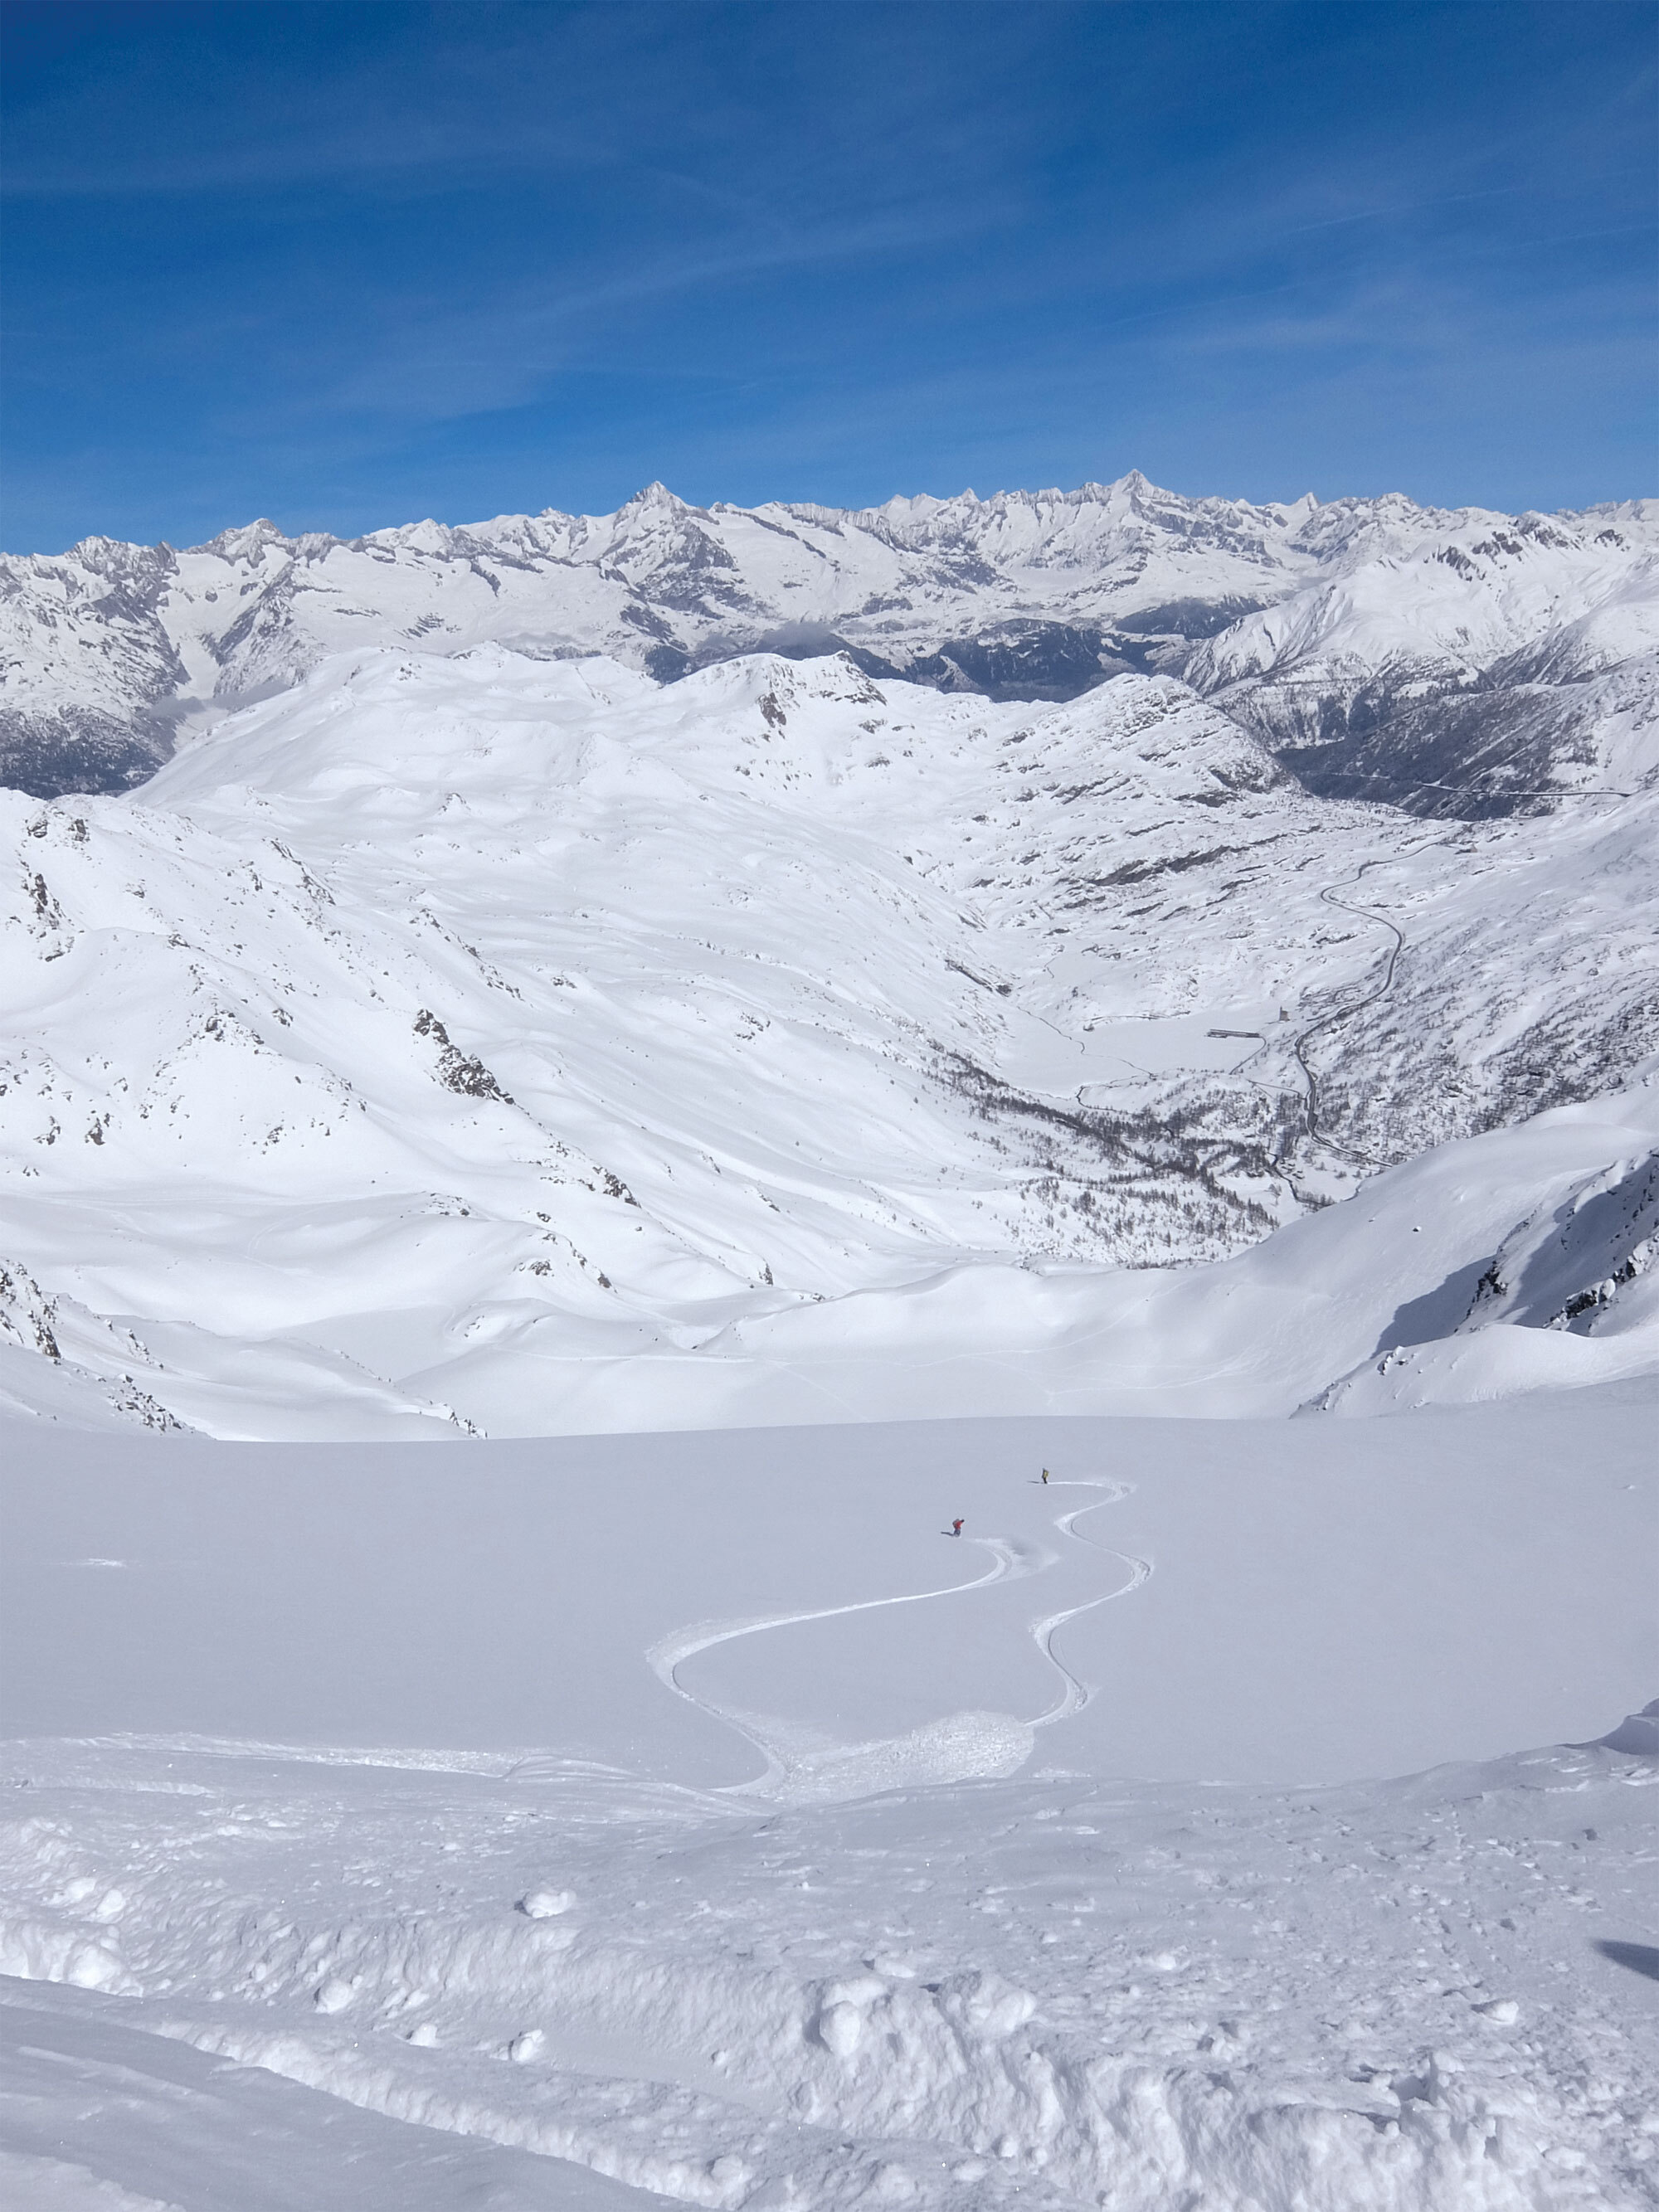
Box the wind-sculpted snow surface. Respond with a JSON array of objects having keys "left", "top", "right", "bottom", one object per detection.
[
  {"left": 1, "top": 644, "right": 1657, "bottom": 1434},
  {"left": 4, "top": 474, "right": 1655, "bottom": 810},
  {"left": 7, "top": 1742, "right": 1657, "bottom": 2211}
]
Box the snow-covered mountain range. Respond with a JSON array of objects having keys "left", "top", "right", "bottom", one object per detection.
[
  {"left": 2, "top": 633, "right": 1656, "bottom": 1437},
  {"left": 5, "top": 475, "right": 1657, "bottom": 811},
  {"left": 3, "top": 492, "right": 1657, "bottom": 2210}
]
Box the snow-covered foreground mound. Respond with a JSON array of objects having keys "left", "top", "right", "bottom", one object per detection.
[
  {"left": 2, "top": 646, "right": 1657, "bottom": 1437},
  {"left": 2, "top": 1405, "right": 1655, "bottom": 2208}
]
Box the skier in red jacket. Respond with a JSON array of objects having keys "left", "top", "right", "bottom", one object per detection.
[{"left": 950, "top": 1518, "right": 965, "bottom": 1537}]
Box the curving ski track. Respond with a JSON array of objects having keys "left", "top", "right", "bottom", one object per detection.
[
  {"left": 648, "top": 1480, "right": 1151, "bottom": 1794},
  {"left": 1027, "top": 1480, "right": 1152, "bottom": 1728}
]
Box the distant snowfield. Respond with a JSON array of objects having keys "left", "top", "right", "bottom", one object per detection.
[
  {"left": 7, "top": 1400, "right": 1655, "bottom": 1783},
  {"left": 2, "top": 647, "right": 1657, "bottom": 1438},
  {"left": 2, "top": 1403, "right": 1657, "bottom": 2208}
]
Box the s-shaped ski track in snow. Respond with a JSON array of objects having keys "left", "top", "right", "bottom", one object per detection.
[
  {"left": 646, "top": 1480, "right": 1151, "bottom": 1795},
  {"left": 1027, "top": 1480, "right": 1152, "bottom": 1728},
  {"left": 646, "top": 1537, "right": 1030, "bottom": 1795}
]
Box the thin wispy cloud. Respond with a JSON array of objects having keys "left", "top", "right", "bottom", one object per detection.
[{"left": 2, "top": 0, "right": 1652, "bottom": 550}]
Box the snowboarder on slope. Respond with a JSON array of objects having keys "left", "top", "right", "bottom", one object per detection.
[
  {"left": 1041, "top": 1467, "right": 1049, "bottom": 1485},
  {"left": 951, "top": 1518, "right": 965, "bottom": 1538}
]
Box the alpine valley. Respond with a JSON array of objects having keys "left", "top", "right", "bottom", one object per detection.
[
  {"left": 3, "top": 478, "right": 1659, "bottom": 2212},
  {"left": 1, "top": 475, "right": 1657, "bottom": 1438}
]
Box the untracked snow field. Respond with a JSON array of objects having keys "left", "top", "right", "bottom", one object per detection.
[{"left": 2, "top": 1401, "right": 1656, "bottom": 2209}]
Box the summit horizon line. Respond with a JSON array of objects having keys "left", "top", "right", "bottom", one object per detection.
[{"left": 18, "top": 470, "right": 1657, "bottom": 566}]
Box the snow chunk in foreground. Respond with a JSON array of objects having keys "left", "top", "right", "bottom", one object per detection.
[{"left": 517, "top": 1888, "right": 576, "bottom": 1919}]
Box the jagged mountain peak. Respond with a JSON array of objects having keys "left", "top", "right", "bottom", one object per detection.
[
  {"left": 197, "top": 517, "right": 292, "bottom": 562},
  {"left": 621, "top": 479, "right": 693, "bottom": 512},
  {"left": 46, "top": 535, "right": 178, "bottom": 587}
]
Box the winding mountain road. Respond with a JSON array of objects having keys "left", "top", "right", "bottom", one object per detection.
[
  {"left": 1292, "top": 882, "right": 1408, "bottom": 1153},
  {"left": 1279, "top": 835, "right": 1452, "bottom": 1179}
]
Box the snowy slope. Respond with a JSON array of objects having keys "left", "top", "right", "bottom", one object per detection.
[
  {"left": 1317, "top": 1136, "right": 1659, "bottom": 1414},
  {"left": 2, "top": 645, "right": 1656, "bottom": 1437},
  {"left": 2, "top": 1401, "right": 1655, "bottom": 2210},
  {"left": 5, "top": 476, "right": 1655, "bottom": 809}
]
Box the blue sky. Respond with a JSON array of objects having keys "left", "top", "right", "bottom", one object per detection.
[{"left": 2, "top": 0, "right": 1654, "bottom": 551}]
